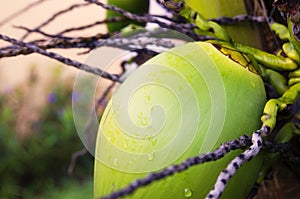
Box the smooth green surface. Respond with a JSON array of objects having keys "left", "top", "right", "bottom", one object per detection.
[
  {"left": 94, "top": 42, "right": 266, "bottom": 198},
  {"left": 185, "top": 0, "right": 265, "bottom": 49},
  {"left": 186, "top": 0, "right": 246, "bottom": 18}
]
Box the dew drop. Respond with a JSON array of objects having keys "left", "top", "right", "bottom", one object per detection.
[
  {"left": 145, "top": 95, "right": 151, "bottom": 103},
  {"left": 113, "top": 158, "right": 119, "bottom": 168},
  {"left": 141, "top": 117, "right": 148, "bottom": 126},
  {"left": 138, "top": 112, "right": 143, "bottom": 119},
  {"left": 151, "top": 138, "right": 158, "bottom": 146},
  {"left": 109, "top": 136, "right": 116, "bottom": 144},
  {"left": 111, "top": 183, "right": 115, "bottom": 191},
  {"left": 178, "top": 85, "right": 183, "bottom": 91},
  {"left": 147, "top": 152, "right": 155, "bottom": 161},
  {"left": 184, "top": 188, "right": 192, "bottom": 198}
]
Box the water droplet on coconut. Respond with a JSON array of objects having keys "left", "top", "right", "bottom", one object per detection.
[
  {"left": 184, "top": 188, "right": 192, "bottom": 198},
  {"left": 147, "top": 152, "right": 155, "bottom": 161},
  {"left": 113, "top": 158, "right": 119, "bottom": 168}
]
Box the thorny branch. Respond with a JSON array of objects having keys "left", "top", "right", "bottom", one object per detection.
[
  {"left": 206, "top": 127, "right": 269, "bottom": 198},
  {"left": 67, "top": 147, "right": 88, "bottom": 175},
  {"left": 68, "top": 82, "right": 116, "bottom": 175},
  {"left": 84, "top": 0, "right": 205, "bottom": 40},
  {"left": 0, "top": 33, "right": 109, "bottom": 57},
  {"left": 57, "top": 17, "right": 125, "bottom": 35},
  {"left": 99, "top": 135, "right": 252, "bottom": 199},
  {"left": 0, "top": 34, "right": 120, "bottom": 82},
  {"left": 99, "top": 132, "right": 291, "bottom": 199},
  {"left": 20, "top": 2, "right": 92, "bottom": 40},
  {"left": 0, "top": 0, "right": 48, "bottom": 27}
]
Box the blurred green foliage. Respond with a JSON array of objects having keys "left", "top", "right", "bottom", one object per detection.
[
  {"left": 0, "top": 71, "right": 93, "bottom": 199},
  {"left": 40, "top": 179, "right": 93, "bottom": 199}
]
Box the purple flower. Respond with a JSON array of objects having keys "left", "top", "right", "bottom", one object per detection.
[
  {"left": 47, "top": 93, "right": 57, "bottom": 103},
  {"left": 2, "top": 86, "right": 13, "bottom": 95},
  {"left": 71, "top": 92, "right": 80, "bottom": 103}
]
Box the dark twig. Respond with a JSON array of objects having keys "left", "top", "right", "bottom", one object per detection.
[
  {"left": 96, "top": 82, "right": 116, "bottom": 109},
  {"left": 17, "top": 17, "right": 127, "bottom": 38},
  {"left": 0, "top": 0, "right": 48, "bottom": 27},
  {"left": 156, "top": 0, "right": 269, "bottom": 24},
  {"left": 58, "top": 17, "right": 125, "bottom": 35},
  {"left": 211, "top": 15, "right": 268, "bottom": 24},
  {"left": 69, "top": 83, "right": 116, "bottom": 175},
  {"left": 21, "top": 2, "right": 91, "bottom": 40},
  {"left": 2, "top": 25, "right": 191, "bottom": 59},
  {"left": 14, "top": 25, "right": 73, "bottom": 39},
  {"left": 67, "top": 148, "right": 88, "bottom": 175},
  {"left": 263, "top": 141, "right": 291, "bottom": 153},
  {"left": 206, "top": 127, "right": 269, "bottom": 199},
  {"left": 0, "top": 33, "right": 110, "bottom": 58},
  {"left": 99, "top": 130, "right": 291, "bottom": 199},
  {"left": 0, "top": 34, "right": 120, "bottom": 82},
  {"left": 84, "top": 0, "right": 208, "bottom": 41}
]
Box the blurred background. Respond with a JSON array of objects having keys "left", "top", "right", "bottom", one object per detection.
[{"left": 0, "top": 1, "right": 106, "bottom": 198}]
